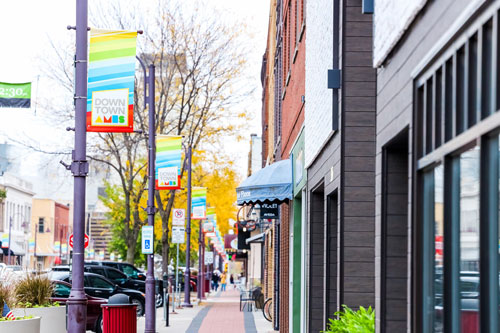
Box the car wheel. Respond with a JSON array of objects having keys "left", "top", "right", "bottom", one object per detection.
[
  {"left": 155, "top": 292, "right": 163, "bottom": 308},
  {"left": 131, "top": 297, "right": 145, "bottom": 316},
  {"left": 95, "top": 315, "right": 103, "bottom": 333}
]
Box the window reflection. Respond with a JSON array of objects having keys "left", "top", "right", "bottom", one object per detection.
[
  {"left": 460, "top": 147, "right": 480, "bottom": 332},
  {"left": 434, "top": 165, "right": 444, "bottom": 332}
]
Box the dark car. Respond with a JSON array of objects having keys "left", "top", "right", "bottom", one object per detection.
[
  {"left": 85, "top": 261, "right": 166, "bottom": 306},
  {"left": 50, "top": 280, "right": 107, "bottom": 333},
  {"left": 50, "top": 271, "right": 146, "bottom": 316},
  {"left": 85, "top": 261, "right": 146, "bottom": 280},
  {"left": 84, "top": 265, "right": 145, "bottom": 292}
]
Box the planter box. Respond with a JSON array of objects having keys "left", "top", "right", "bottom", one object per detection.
[
  {"left": 0, "top": 316, "right": 41, "bottom": 332},
  {"left": 13, "top": 306, "right": 66, "bottom": 333}
]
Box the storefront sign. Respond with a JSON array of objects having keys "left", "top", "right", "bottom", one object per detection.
[
  {"left": 0, "top": 82, "right": 31, "bottom": 108},
  {"left": 87, "top": 29, "right": 137, "bottom": 132},
  {"left": 260, "top": 203, "right": 279, "bottom": 219},
  {"left": 156, "top": 135, "right": 182, "bottom": 190}
]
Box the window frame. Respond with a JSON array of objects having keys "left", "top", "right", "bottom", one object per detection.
[{"left": 414, "top": 5, "right": 500, "bottom": 332}]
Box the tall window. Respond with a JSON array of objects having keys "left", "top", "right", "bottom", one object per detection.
[
  {"left": 38, "top": 217, "right": 44, "bottom": 233},
  {"left": 459, "top": 147, "right": 480, "bottom": 332},
  {"left": 434, "top": 165, "right": 444, "bottom": 332}
]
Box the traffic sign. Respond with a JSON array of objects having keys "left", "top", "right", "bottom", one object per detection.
[
  {"left": 205, "top": 251, "right": 214, "bottom": 264},
  {"left": 69, "top": 233, "right": 90, "bottom": 249},
  {"left": 171, "top": 227, "right": 185, "bottom": 244},
  {"left": 142, "top": 226, "right": 154, "bottom": 254},
  {"left": 172, "top": 208, "right": 185, "bottom": 226}
]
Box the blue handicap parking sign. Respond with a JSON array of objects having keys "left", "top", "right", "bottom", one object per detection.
[{"left": 145, "top": 240, "right": 150, "bottom": 249}]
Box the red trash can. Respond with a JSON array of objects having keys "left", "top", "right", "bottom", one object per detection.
[{"left": 101, "top": 294, "right": 137, "bottom": 333}]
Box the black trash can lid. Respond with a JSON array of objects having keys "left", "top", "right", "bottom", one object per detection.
[{"left": 108, "top": 293, "right": 131, "bottom": 304}]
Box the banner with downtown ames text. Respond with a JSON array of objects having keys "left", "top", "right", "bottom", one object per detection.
[
  {"left": 203, "top": 207, "right": 216, "bottom": 232},
  {"left": 87, "top": 29, "right": 137, "bottom": 132},
  {"left": 191, "top": 187, "right": 207, "bottom": 220},
  {"left": 0, "top": 82, "right": 31, "bottom": 108},
  {"left": 155, "top": 135, "right": 182, "bottom": 190}
]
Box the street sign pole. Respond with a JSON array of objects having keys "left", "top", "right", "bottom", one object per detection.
[
  {"left": 145, "top": 64, "right": 156, "bottom": 333},
  {"left": 174, "top": 243, "right": 179, "bottom": 311},
  {"left": 182, "top": 146, "right": 193, "bottom": 307},
  {"left": 67, "top": 0, "right": 89, "bottom": 331}
]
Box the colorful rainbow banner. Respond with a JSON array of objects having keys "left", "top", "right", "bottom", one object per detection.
[
  {"left": 1, "top": 233, "right": 8, "bottom": 248},
  {"left": 191, "top": 187, "right": 207, "bottom": 219},
  {"left": 155, "top": 135, "right": 182, "bottom": 190},
  {"left": 87, "top": 29, "right": 137, "bottom": 132},
  {"left": 203, "top": 207, "right": 216, "bottom": 232}
]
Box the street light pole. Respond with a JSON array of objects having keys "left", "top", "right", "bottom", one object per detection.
[
  {"left": 67, "top": 0, "right": 89, "bottom": 331},
  {"left": 145, "top": 63, "right": 156, "bottom": 333},
  {"left": 135, "top": 55, "right": 156, "bottom": 332},
  {"left": 182, "top": 146, "right": 193, "bottom": 307}
]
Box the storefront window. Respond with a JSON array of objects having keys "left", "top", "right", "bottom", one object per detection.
[
  {"left": 434, "top": 165, "right": 444, "bottom": 332},
  {"left": 459, "top": 147, "right": 480, "bottom": 332}
]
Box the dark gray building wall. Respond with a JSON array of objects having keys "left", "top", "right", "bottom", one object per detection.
[
  {"left": 306, "top": 0, "right": 376, "bottom": 329},
  {"left": 374, "top": 0, "right": 477, "bottom": 332}
]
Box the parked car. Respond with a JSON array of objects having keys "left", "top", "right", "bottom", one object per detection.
[
  {"left": 85, "top": 261, "right": 167, "bottom": 306},
  {"left": 50, "top": 280, "right": 107, "bottom": 333},
  {"left": 85, "top": 261, "right": 146, "bottom": 280},
  {"left": 51, "top": 265, "right": 70, "bottom": 272},
  {"left": 84, "top": 265, "right": 145, "bottom": 292},
  {"left": 49, "top": 271, "right": 146, "bottom": 316}
]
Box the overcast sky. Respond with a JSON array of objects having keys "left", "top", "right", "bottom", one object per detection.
[{"left": 0, "top": 0, "right": 268, "bottom": 201}]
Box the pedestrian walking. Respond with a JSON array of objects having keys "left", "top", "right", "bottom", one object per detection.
[
  {"left": 221, "top": 273, "right": 227, "bottom": 291},
  {"left": 211, "top": 271, "right": 220, "bottom": 291},
  {"left": 230, "top": 274, "right": 234, "bottom": 289}
]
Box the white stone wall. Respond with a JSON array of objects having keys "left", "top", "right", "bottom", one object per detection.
[
  {"left": 373, "top": 0, "right": 428, "bottom": 67},
  {"left": 305, "top": 0, "right": 333, "bottom": 167}
]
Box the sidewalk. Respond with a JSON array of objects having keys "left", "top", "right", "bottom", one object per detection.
[{"left": 137, "top": 289, "right": 275, "bottom": 333}]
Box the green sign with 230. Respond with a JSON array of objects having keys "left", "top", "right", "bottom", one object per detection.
[{"left": 0, "top": 82, "right": 31, "bottom": 99}]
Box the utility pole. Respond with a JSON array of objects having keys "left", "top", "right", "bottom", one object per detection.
[
  {"left": 145, "top": 63, "right": 156, "bottom": 333},
  {"left": 67, "top": 0, "right": 89, "bottom": 331},
  {"left": 182, "top": 146, "right": 193, "bottom": 307}
]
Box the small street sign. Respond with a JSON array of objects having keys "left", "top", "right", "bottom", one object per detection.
[
  {"left": 205, "top": 251, "right": 214, "bottom": 265},
  {"left": 171, "top": 227, "right": 185, "bottom": 244},
  {"left": 69, "top": 233, "right": 90, "bottom": 249},
  {"left": 142, "top": 226, "right": 154, "bottom": 254},
  {"left": 172, "top": 208, "right": 185, "bottom": 226}
]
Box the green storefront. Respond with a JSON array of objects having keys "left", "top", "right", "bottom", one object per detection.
[{"left": 290, "top": 128, "right": 306, "bottom": 333}]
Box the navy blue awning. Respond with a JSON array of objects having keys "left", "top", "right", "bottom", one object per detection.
[{"left": 236, "top": 159, "right": 292, "bottom": 205}]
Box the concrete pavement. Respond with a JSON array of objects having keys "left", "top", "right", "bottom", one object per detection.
[{"left": 136, "top": 289, "right": 275, "bottom": 333}]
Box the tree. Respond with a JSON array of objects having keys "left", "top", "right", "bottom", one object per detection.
[
  {"left": 102, "top": 150, "right": 240, "bottom": 267},
  {"left": 40, "top": 0, "right": 251, "bottom": 267}
]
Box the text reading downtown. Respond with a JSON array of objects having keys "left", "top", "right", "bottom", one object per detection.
[{"left": 91, "top": 88, "right": 129, "bottom": 126}]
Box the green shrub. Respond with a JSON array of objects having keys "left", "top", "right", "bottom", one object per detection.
[
  {"left": 14, "top": 274, "right": 54, "bottom": 307},
  {"left": 323, "top": 305, "right": 375, "bottom": 333}
]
